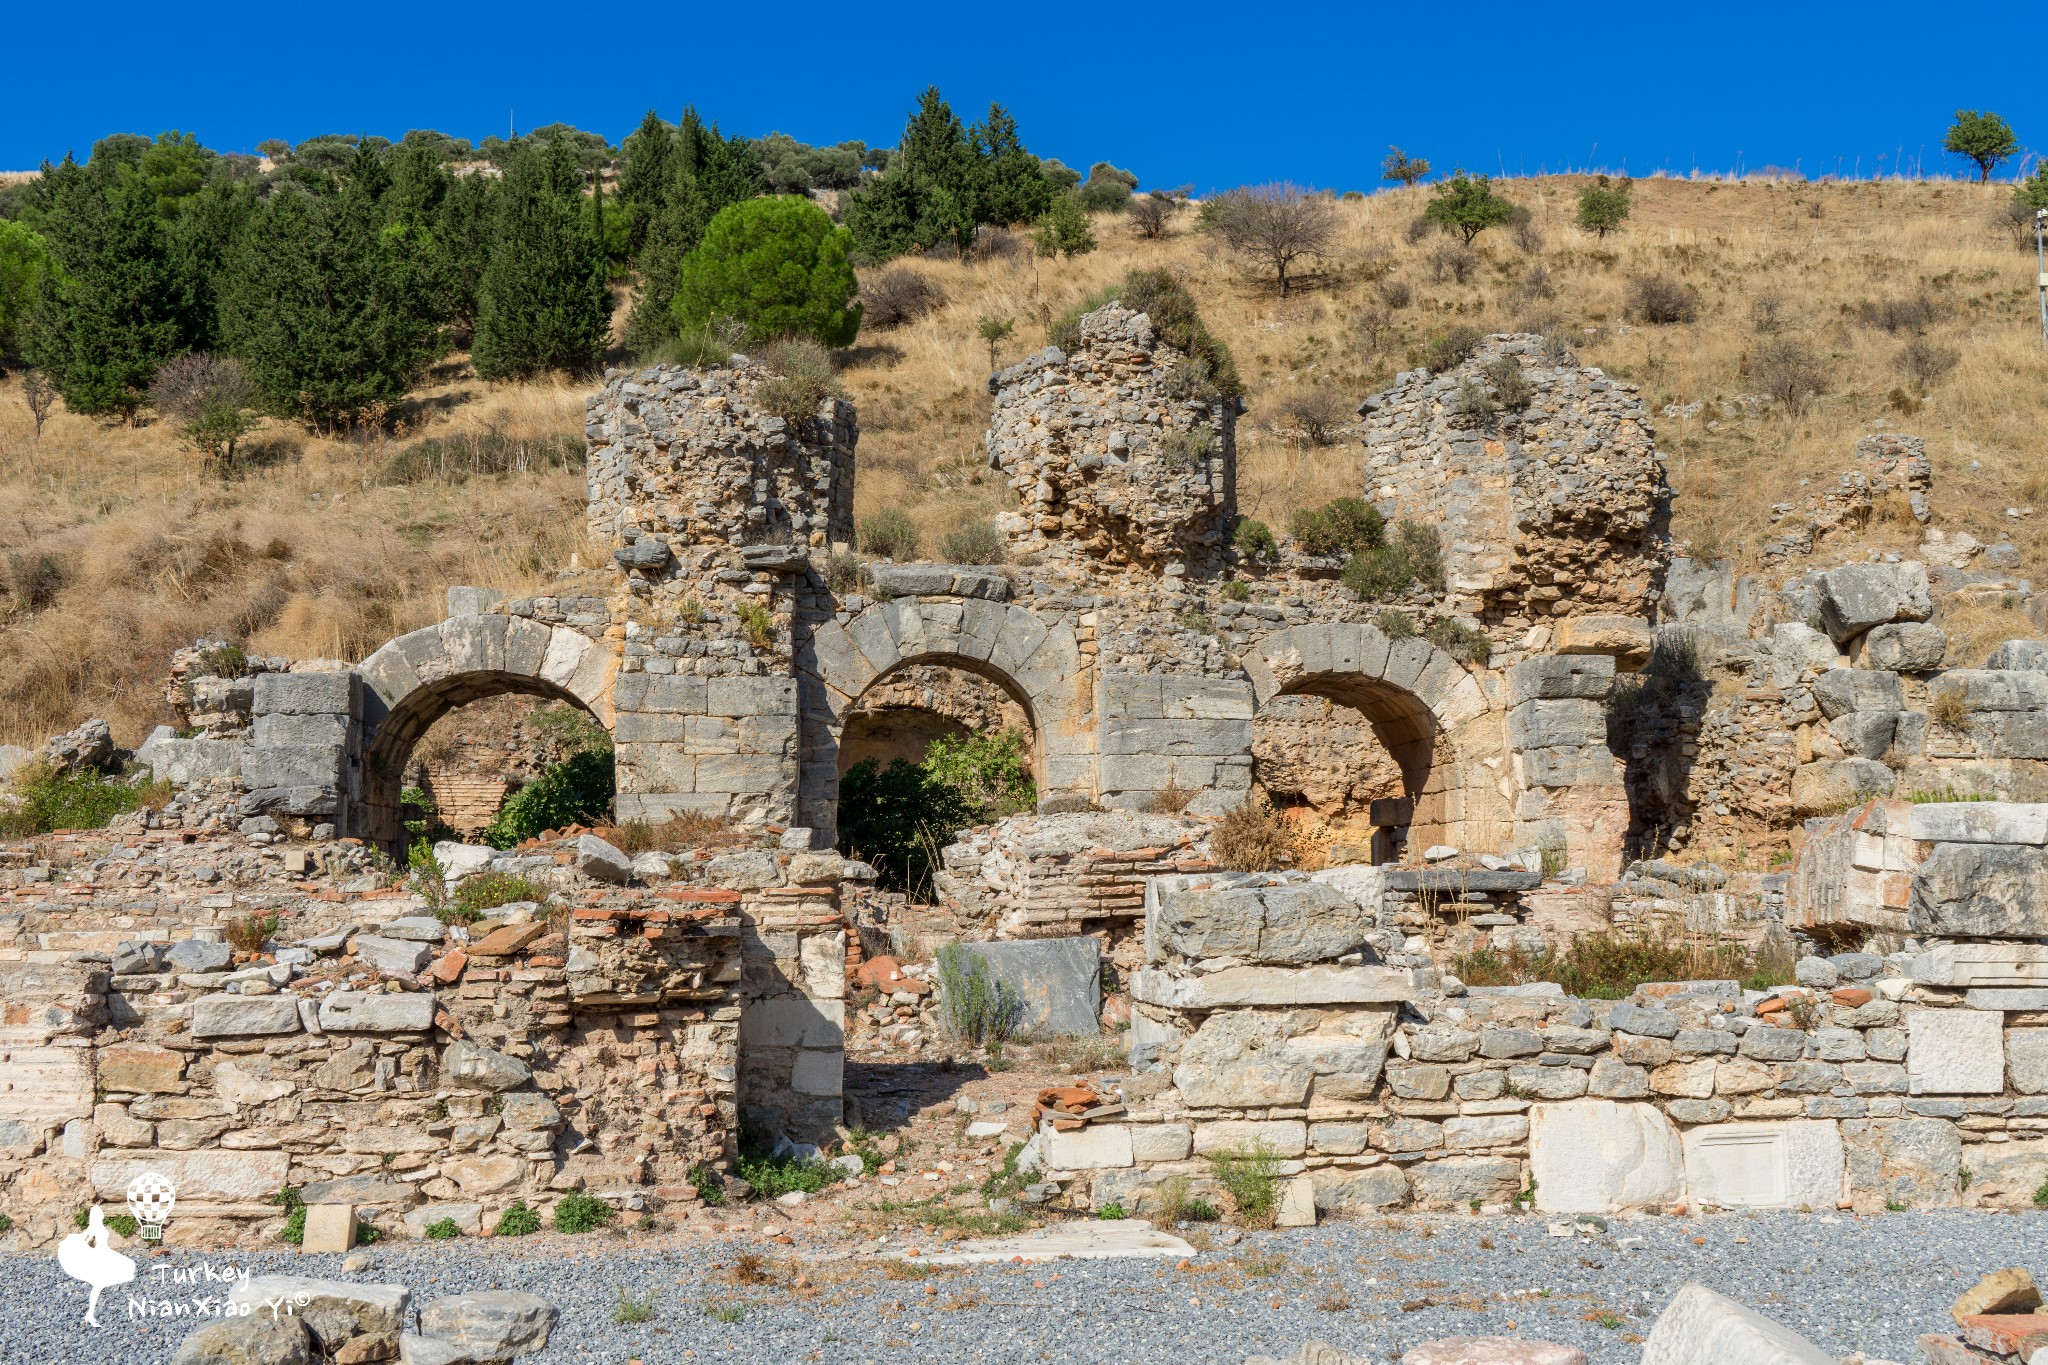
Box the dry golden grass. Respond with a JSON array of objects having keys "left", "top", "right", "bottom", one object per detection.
[
  {"left": 5, "top": 175, "right": 2045, "bottom": 747},
  {"left": 839, "top": 176, "right": 2048, "bottom": 583},
  {"left": 0, "top": 358, "right": 594, "bottom": 745}
]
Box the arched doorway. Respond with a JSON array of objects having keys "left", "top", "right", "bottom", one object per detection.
[
  {"left": 1244, "top": 621, "right": 1504, "bottom": 860},
  {"left": 352, "top": 615, "right": 617, "bottom": 856}
]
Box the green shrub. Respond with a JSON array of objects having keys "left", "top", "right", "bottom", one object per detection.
[
  {"left": 553, "top": 1191, "right": 616, "bottom": 1234},
  {"left": 1221, "top": 579, "right": 1250, "bottom": 602},
  {"left": 423, "top": 1217, "right": 462, "bottom": 1240},
  {"left": 454, "top": 871, "right": 550, "bottom": 917},
  {"left": 484, "top": 747, "right": 613, "bottom": 848},
  {"left": 1398, "top": 520, "right": 1445, "bottom": 590},
  {"left": 196, "top": 643, "right": 249, "bottom": 677},
  {"left": 1049, "top": 269, "right": 1240, "bottom": 397},
  {"left": 940, "top": 520, "right": 1006, "bottom": 565},
  {"left": 1232, "top": 518, "right": 1277, "bottom": 563},
  {"left": 1422, "top": 325, "right": 1484, "bottom": 372},
  {"left": 824, "top": 552, "right": 868, "bottom": 594},
  {"left": 2034, "top": 1176, "right": 2048, "bottom": 1209},
  {"left": 734, "top": 1146, "right": 839, "bottom": 1199},
  {"left": 1426, "top": 619, "right": 1492, "bottom": 664},
  {"left": 1374, "top": 609, "right": 1416, "bottom": 639},
  {"left": 75, "top": 1208, "right": 140, "bottom": 1238},
  {"left": 737, "top": 601, "right": 776, "bottom": 651},
  {"left": 672, "top": 196, "right": 861, "bottom": 347},
  {"left": 1209, "top": 1142, "right": 1282, "bottom": 1227},
  {"left": 688, "top": 1164, "right": 727, "bottom": 1207},
  {"left": 1290, "top": 497, "right": 1384, "bottom": 557},
  {"left": 0, "top": 1213, "right": 13, "bottom": 1234},
  {"left": 837, "top": 730, "right": 1034, "bottom": 896},
  {"left": 860, "top": 508, "right": 921, "bottom": 561},
  {"left": 494, "top": 1200, "right": 542, "bottom": 1237},
  {"left": 0, "top": 761, "right": 151, "bottom": 837},
  {"left": 1097, "top": 1202, "right": 1127, "bottom": 1219},
  {"left": 935, "top": 944, "right": 1024, "bottom": 1047},
  {"left": 1341, "top": 543, "right": 1414, "bottom": 601},
  {"left": 271, "top": 1187, "right": 306, "bottom": 1244},
  {"left": 753, "top": 337, "right": 847, "bottom": 426},
  {"left": 613, "top": 1288, "right": 657, "bottom": 1324},
  {"left": 1482, "top": 356, "right": 1534, "bottom": 409}
]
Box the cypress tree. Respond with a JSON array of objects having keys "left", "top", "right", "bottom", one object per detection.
[
  {"left": 219, "top": 157, "right": 440, "bottom": 427},
  {"left": 973, "top": 104, "right": 1054, "bottom": 227},
  {"left": 438, "top": 171, "right": 496, "bottom": 330},
  {"left": 26, "top": 153, "right": 193, "bottom": 416},
  {"left": 472, "top": 138, "right": 613, "bottom": 380},
  {"left": 624, "top": 151, "right": 707, "bottom": 353},
  {"left": 167, "top": 179, "right": 257, "bottom": 353},
  {"left": 616, "top": 111, "right": 675, "bottom": 259},
  {"left": 844, "top": 88, "right": 985, "bottom": 261}
]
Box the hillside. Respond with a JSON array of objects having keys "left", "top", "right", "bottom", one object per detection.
[{"left": 2, "top": 173, "right": 2044, "bottom": 747}]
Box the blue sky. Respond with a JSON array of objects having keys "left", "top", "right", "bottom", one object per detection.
[{"left": 7, "top": 0, "right": 2046, "bottom": 187}]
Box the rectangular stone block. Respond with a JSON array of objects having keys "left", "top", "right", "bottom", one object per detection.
[
  {"left": 1507, "top": 698, "right": 1607, "bottom": 750},
  {"left": 254, "top": 671, "right": 358, "bottom": 717},
  {"left": 1192, "top": 1119, "right": 1307, "bottom": 1158},
  {"left": 94, "top": 1150, "right": 292, "bottom": 1202},
  {"left": 1038, "top": 1122, "right": 1133, "bottom": 1170},
  {"left": 251, "top": 712, "right": 351, "bottom": 748},
  {"left": 1907, "top": 1008, "right": 2004, "bottom": 1095},
  {"left": 1907, "top": 801, "right": 2048, "bottom": 845},
  {"left": 1968, "top": 988, "right": 2048, "bottom": 1011},
  {"left": 1130, "top": 965, "right": 1413, "bottom": 1009},
  {"left": 1641, "top": 1283, "right": 1835, "bottom": 1365},
  {"left": 1509, "top": 653, "right": 1615, "bottom": 703},
  {"left": 738, "top": 997, "right": 845, "bottom": 1048},
  {"left": 242, "top": 744, "right": 346, "bottom": 791},
  {"left": 190, "top": 995, "right": 303, "bottom": 1038},
  {"left": 1681, "top": 1120, "right": 1843, "bottom": 1210},
  {"left": 706, "top": 676, "right": 796, "bottom": 718},
  {"left": 300, "top": 1204, "right": 358, "bottom": 1254},
  {"left": 1911, "top": 842, "right": 2048, "bottom": 937},
  {"left": 949, "top": 938, "right": 1101, "bottom": 1037},
  {"left": 1129, "top": 1123, "right": 1192, "bottom": 1163}
]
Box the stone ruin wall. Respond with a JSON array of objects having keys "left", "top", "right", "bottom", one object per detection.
[
  {"left": 1019, "top": 862, "right": 2048, "bottom": 1222},
  {"left": 986, "top": 305, "right": 1238, "bottom": 573},
  {"left": 0, "top": 826, "right": 857, "bottom": 1247}
]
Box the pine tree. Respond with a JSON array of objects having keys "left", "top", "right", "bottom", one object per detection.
[
  {"left": 25, "top": 154, "right": 194, "bottom": 416},
  {"left": 472, "top": 138, "right": 613, "bottom": 379},
  {"left": 383, "top": 141, "right": 455, "bottom": 323},
  {"left": 672, "top": 196, "right": 860, "bottom": 347},
  {"left": 219, "top": 157, "right": 440, "bottom": 426},
  {"left": 166, "top": 179, "right": 256, "bottom": 353},
  {"left": 973, "top": 104, "right": 1053, "bottom": 226},
  {"left": 625, "top": 151, "right": 708, "bottom": 353},
  {"left": 682, "top": 108, "right": 764, "bottom": 222}
]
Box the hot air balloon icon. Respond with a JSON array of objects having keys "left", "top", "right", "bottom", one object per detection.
[{"left": 126, "top": 1172, "right": 176, "bottom": 1242}]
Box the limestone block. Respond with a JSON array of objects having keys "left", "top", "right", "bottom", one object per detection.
[
  {"left": 1862, "top": 622, "right": 1947, "bottom": 671},
  {"left": 190, "top": 994, "right": 303, "bottom": 1039},
  {"left": 1681, "top": 1120, "right": 1842, "bottom": 1210},
  {"left": 1841, "top": 1117, "right": 1962, "bottom": 1211},
  {"left": 572, "top": 834, "right": 631, "bottom": 883},
  {"left": 1969, "top": 989, "right": 2048, "bottom": 1010},
  {"left": 1129, "top": 1124, "right": 1191, "bottom": 1163},
  {"left": 1828, "top": 711, "right": 1899, "bottom": 759},
  {"left": 1151, "top": 882, "right": 1372, "bottom": 965},
  {"left": 2010, "top": 1031, "right": 2048, "bottom": 1093},
  {"left": 1040, "top": 1122, "right": 1134, "bottom": 1170},
  {"left": 352, "top": 935, "right": 432, "bottom": 974},
  {"left": 315, "top": 990, "right": 435, "bottom": 1033},
  {"left": 1508, "top": 654, "right": 1615, "bottom": 703},
  {"left": 947, "top": 938, "right": 1100, "bottom": 1036},
  {"left": 214, "top": 1059, "right": 294, "bottom": 1104},
  {"left": 1650, "top": 1059, "right": 1716, "bottom": 1099},
  {"left": 1771, "top": 622, "right": 1840, "bottom": 687},
  {"left": 1400, "top": 1342, "right": 1586, "bottom": 1365},
  {"left": 1192, "top": 1119, "right": 1307, "bottom": 1158},
  {"left": 1174, "top": 1013, "right": 1312, "bottom": 1108},
  {"left": 299, "top": 1177, "right": 415, "bottom": 1206},
  {"left": 254, "top": 671, "right": 358, "bottom": 717},
  {"left": 446, "top": 1155, "right": 523, "bottom": 1195},
  {"left": 1906, "top": 1008, "right": 2004, "bottom": 1094},
  {"left": 738, "top": 998, "right": 844, "bottom": 1049},
  {"left": 1309, "top": 1122, "right": 1372, "bottom": 1155},
  {"left": 1275, "top": 1175, "right": 1317, "bottom": 1227},
  {"left": 1816, "top": 561, "right": 1932, "bottom": 642},
  {"left": 790, "top": 1049, "right": 842, "bottom": 1096},
  {"left": 1310, "top": 1165, "right": 1409, "bottom": 1215},
  {"left": 402, "top": 1204, "right": 484, "bottom": 1239},
  {"left": 98, "top": 1044, "right": 186, "bottom": 1093},
  {"left": 1130, "top": 965, "right": 1412, "bottom": 1009},
  {"left": 416, "top": 1292, "right": 556, "bottom": 1362},
  {"left": 1957, "top": 1138, "right": 2048, "bottom": 1209},
  {"left": 1986, "top": 640, "right": 2048, "bottom": 670},
  {"left": 1911, "top": 842, "right": 2048, "bottom": 937},
  {"left": 171, "top": 1316, "right": 311, "bottom": 1365},
  {"left": 1406, "top": 1156, "right": 1521, "bottom": 1209},
  {"left": 1937, "top": 668, "right": 2048, "bottom": 712},
  {"left": 441, "top": 1040, "right": 532, "bottom": 1092},
  {"left": 1588, "top": 1058, "right": 1648, "bottom": 1098},
  {"left": 1909, "top": 801, "right": 2048, "bottom": 845},
  {"left": 1812, "top": 668, "right": 1906, "bottom": 719},
  {"left": 1552, "top": 615, "right": 1652, "bottom": 668},
  {"left": 1640, "top": 1283, "right": 1834, "bottom": 1365},
  {"left": 94, "top": 1151, "right": 291, "bottom": 1202},
  {"left": 1374, "top": 1118, "right": 1444, "bottom": 1153},
  {"left": 1528, "top": 1101, "right": 1683, "bottom": 1213},
  {"left": 1791, "top": 758, "right": 1895, "bottom": 815},
  {"left": 301, "top": 1204, "right": 358, "bottom": 1254},
  {"left": 1444, "top": 1115, "right": 1528, "bottom": 1149},
  {"left": 1507, "top": 699, "right": 1606, "bottom": 751}
]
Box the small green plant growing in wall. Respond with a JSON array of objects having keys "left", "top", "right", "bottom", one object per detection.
[
  {"left": 494, "top": 1200, "right": 541, "bottom": 1236},
  {"left": 553, "top": 1192, "right": 617, "bottom": 1233},
  {"left": 1208, "top": 1141, "right": 1282, "bottom": 1228},
  {"left": 935, "top": 944, "right": 1022, "bottom": 1048},
  {"left": 737, "top": 601, "right": 775, "bottom": 651},
  {"left": 423, "top": 1217, "right": 462, "bottom": 1240}
]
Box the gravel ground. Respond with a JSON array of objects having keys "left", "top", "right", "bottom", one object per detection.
[{"left": 7, "top": 1210, "right": 2038, "bottom": 1365}]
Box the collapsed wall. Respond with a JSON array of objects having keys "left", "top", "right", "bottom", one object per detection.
[
  {"left": 0, "top": 828, "right": 858, "bottom": 1246},
  {"left": 1019, "top": 852, "right": 2048, "bottom": 1220},
  {"left": 1358, "top": 335, "right": 1671, "bottom": 629}
]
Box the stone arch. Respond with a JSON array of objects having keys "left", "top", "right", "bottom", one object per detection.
[
  {"left": 1244, "top": 622, "right": 1506, "bottom": 856},
  {"left": 796, "top": 597, "right": 1091, "bottom": 830},
  {"left": 350, "top": 614, "right": 619, "bottom": 853}
]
